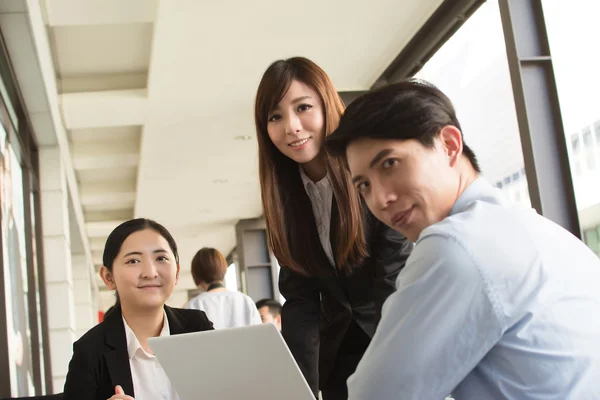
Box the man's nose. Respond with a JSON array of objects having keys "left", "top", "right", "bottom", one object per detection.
[{"left": 373, "top": 180, "right": 398, "bottom": 211}]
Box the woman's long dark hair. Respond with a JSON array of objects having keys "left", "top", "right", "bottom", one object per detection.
[{"left": 254, "top": 57, "right": 367, "bottom": 276}]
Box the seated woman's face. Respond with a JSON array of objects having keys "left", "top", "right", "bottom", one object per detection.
[{"left": 111, "top": 228, "right": 179, "bottom": 310}]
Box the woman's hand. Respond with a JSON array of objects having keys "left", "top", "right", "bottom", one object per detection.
[{"left": 107, "top": 385, "right": 135, "bottom": 400}]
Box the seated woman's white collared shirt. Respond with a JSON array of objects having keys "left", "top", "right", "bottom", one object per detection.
[{"left": 123, "top": 312, "right": 180, "bottom": 400}]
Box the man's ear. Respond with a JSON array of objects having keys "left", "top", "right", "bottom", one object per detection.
[
  {"left": 439, "top": 125, "right": 463, "bottom": 167},
  {"left": 100, "top": 266, "right": 117, "bottom": 291}
]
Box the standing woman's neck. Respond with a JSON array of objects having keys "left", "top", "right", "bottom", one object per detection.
[
  {"left": 121, "top": 301, "right": 165, "bottom": 352},
  {"left": 205, "top": 280, "right": 227, "bottom": 292},
  {"left": 301, "top": 151, "right": 328, "bottom": 183}
]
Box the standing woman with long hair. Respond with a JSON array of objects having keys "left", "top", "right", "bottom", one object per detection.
[{"left": 254, "top": 57, "right": 413, "bottom": 399}]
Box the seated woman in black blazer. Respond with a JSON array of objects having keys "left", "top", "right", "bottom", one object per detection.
[{"left": 63, "top": 218, "right": 213, "bottom": 400}]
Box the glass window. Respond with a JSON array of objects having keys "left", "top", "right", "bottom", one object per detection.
[
  {"left": 594, "top": 120, "right": 600, "bottom": 161},
  {"left": 1, "top": 128, "right": 34, "bottom": 396},
  {"left": 28, "top": 189, "right": 45, "bottom": 393},
  {"left": 225, "top": 262, "right": 239, "bottom": 291},
  {"left": 571, "top": 134, "right": 580, "bottom": 153},
  {"left": 582, "top": 128, "right": 592, "bottom": 147},
  {"left": 0, "top": 78, "right": 18, "bottom": 131},
  {"left": 0, "top": 40, "right": 45, "bottom": 395},
  {"left": 543, "top": 0, "right": 600, "bottom": 253},
  {"left": 584, "top": 228, "right": 599, "bottom": 254},
  {"left": 586, "top": 152, "right": 596, "bottom": 170},
  {"left": 581, "top": 128, "right": 596, "bottom": 169},
  {"left": 416, "top": 0, "right": 530, "bottom": 208},
  {"left": 571, "top": 134, "right": 583, "bottom": 176},
  {"left": 575, "top": 161, "right": 583, "bottom": 177}
]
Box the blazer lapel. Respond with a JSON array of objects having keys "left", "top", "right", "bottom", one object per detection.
[
  {"left": 103, "top": 306, "right": 135, "bottom": 397},
  {"left": 164, "top": 305, "right": 186, "bottom": 334}
]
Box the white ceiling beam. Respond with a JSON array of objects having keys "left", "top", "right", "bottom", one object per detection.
[
  {"left": 80, "top": 180, "right": 136, "bottom": 194},
  {"left": 73, "top": 153, "right": 140, "bottom": 171},
  {"left": 90, "top": 237, "right": 106, "bottom": 252},
  {"left": 92, "top": 250, "right": 103, "bottom": 266},
  {"left": 60, "top": 89, "right": 148, "bottom": 129},
  {"left": 44, "top": 0, "right": 158, "bottom": 27},
  {"left": 73, "top": 140, "right": 140, "bottom": 156},
  {"left": 78, "top": 167, "right": 138, "bottom": 183},
  {"left": 0, "top": 1, "right": 26, "bottom": 13},
  {"left": 18, "top": 0, "right": 98, "bottom": 296},
  {"left": 71, "top": 125, "right": 141, "bottom": 144},
  {"left": 80, "top": 181, "right": 136, "bottom": 210},
  {"left": 72, "top": 141, "right": 140, "bottom": 170},
  {"left": 87, "top": 220, "right": 126, "bottom": 238},
  {"left": 59, "top": 73, "right": 148, "bottom": 94},
  {"left": 80, "top": 192, "right": 136, "bottom": 210},
  {"left": 84, "top": 209, "right": 134, "bottom": 224}
]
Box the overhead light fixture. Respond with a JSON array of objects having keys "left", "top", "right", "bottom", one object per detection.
[{"left": 234, "top": 135, "right": 252, "bottom": 141}]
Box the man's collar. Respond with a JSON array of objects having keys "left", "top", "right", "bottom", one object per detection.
[{"left": 450, "top": 176, "right": 497, "bottom": 216}]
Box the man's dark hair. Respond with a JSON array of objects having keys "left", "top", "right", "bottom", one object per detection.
[
  {"left": 325, "top": 79, "right": 480, "bottom": 172},
  {"left": 255, "top": 298, "right": 282, "bottom": 317}
]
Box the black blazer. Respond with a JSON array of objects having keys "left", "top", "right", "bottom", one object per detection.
[
  {"left": 279, "top": 199, "right": 413, "bottom": 396},
  {"left": 63, "top": 305, "right": 213, "bottom": 400}
]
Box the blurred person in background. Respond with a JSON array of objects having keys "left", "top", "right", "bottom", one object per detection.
[
  {"left": 255, "top": 298, "right": 282, "bottom": 331},
  {"left": 186, "top": 247, "right": 261, "bottom": 329}
]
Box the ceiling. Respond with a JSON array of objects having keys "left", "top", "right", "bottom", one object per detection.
[{"left": 39, "top": 0, "right": 443, "bottom": 299}]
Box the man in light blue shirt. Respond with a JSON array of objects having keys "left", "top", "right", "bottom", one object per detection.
[{"left": 325, "top": 79, "right": 600, "bottom": 399}]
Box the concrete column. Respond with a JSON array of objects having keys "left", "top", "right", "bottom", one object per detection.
[
  {"left": 235, "top": 218, "right": 281, "bottom": 302},
  {"left": 71, "top": 253, "right": 95, "bottom": 339},
  {"left": 39, "top": 146, "right": 75, "bottom": 392}
]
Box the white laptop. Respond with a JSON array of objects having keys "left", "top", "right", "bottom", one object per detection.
[{"left": 149, "top": 323, "right": 314, "bottom": 400}]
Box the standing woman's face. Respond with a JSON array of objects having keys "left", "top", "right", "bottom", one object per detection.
[
  {"left": 100, "top": 229, "right": 179, "bottom": 311},
  {"left": 266, "top": 79, "right": 326, "bottom": 165}
]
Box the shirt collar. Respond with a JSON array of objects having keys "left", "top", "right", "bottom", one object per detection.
[
  {"left": 299, "top": 165, "right": 330, "bottom": 190},
  {"left": 450, "top": 176, "right": 500, "bottom": 216},
  {"left": 123, "top": 309, "right": 170, "bottom": 360}
]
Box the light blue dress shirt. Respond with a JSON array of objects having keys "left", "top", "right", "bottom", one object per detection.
[{"left": 347, "top": 177, "right": 600, "bottom": 400}]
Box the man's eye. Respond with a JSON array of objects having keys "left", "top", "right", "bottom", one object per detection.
[{"left": 382, "top": 158, "right": 398, "bottom": 168}]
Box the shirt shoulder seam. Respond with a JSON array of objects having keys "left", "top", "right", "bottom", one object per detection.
[{"left": 422, "top": 231, "right": 507, "bottom": 325}]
